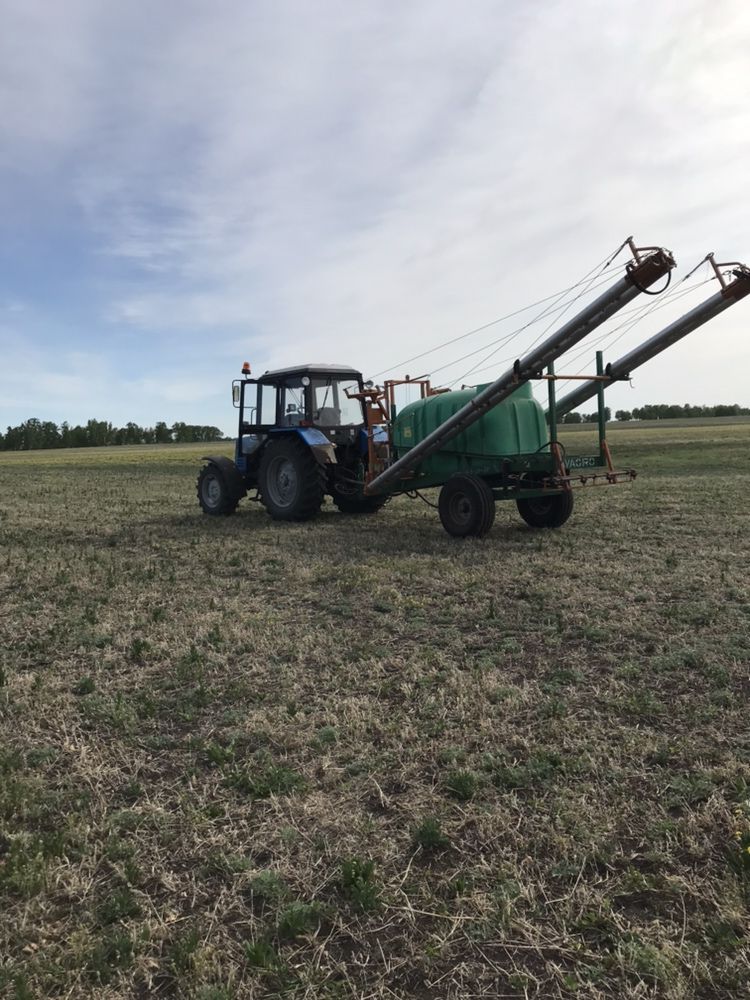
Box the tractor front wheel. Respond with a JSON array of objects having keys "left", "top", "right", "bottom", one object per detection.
[
  {"left": 516, "top": 490, "right": 573, "bottom": 528},
  {"left": 438, "top": 475, "right": 495, "bottom": 538},
  {"left": 259, "top": 437, "right": 325, "bottom": 521},
  {"left": 197, "top": 464, "right": 239, "bottom": 516}
]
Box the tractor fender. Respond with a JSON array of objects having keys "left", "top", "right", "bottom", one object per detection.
[
  {"left": 201, "top": 455, "right": 247, "bottom": 500},
  {"left": 296, "top": 428, "right": 337, "bottom": 467},
  {"left": 268, "top": 428, "right": 337, "bottom": 467}
]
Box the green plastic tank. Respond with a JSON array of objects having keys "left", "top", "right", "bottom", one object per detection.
[{"left": 390, "top": 382, "right": 548, "bottom": 489}]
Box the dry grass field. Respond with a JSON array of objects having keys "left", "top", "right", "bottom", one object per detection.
[{"left": 1, "top": 423, "right": 749, "bottom": 999}]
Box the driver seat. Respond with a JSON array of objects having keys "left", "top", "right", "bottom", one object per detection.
[{"left": 315, "top": 407, "right": 340, "bottom": 426}]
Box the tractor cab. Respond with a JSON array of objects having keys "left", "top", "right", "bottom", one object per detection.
[
  {"left": 238, "top": 365, "right": 366, "bottom": 441},
  {"left": 197, "top": 362, "right": 385, "bottom": 523}
]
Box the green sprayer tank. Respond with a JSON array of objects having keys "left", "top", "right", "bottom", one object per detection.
[{"left": 390, "top": 383, "right": 547, "bottom": 489}]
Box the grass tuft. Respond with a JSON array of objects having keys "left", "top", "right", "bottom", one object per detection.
[
  {"left": 276, "top": 901, "right": 323, "bottom": 940},
  {"left": 225, "top": 762, "right": 305, "bottom": 799},
  {"left": 443, "top": 768, "right": 480, "bottom": 801},
  {"left": 412, "top": 816, "right": 449, "bottom": 852},
  {"left": 73, "top": 675, "right": 96, "bottom": 696},
  {"left": 340, "top": 857, "right": 379, "bottom": 910}
]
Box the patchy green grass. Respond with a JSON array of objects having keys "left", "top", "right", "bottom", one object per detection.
[{"left": 1, "top": 424, "right": 749, "bottom": 998}]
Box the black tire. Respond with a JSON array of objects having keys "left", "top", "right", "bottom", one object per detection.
[
  {"left": 438, "top": 475, "right": 495, "bottom": 538},
  {"left": 332, "top": 491, "right": 387, "bottom": 515},
  {"left": 477, "top": 479, "right": 496, "bottom": 536},
  {"left": 516, "top": 489, "right": 574, "bottom": 528},
  {"left": 258, "top": 436, "right": 325, "bottom": 521},
  {"left": 197, "top": 464, "right": 239, "bottom": 516}
]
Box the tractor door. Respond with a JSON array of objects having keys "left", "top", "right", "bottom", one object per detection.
[
  {"left": 278, "top": 376, "right": 309, "bottom": 427},
  {"left": 237, "top": 381, "right": 278, "bottom": 466},
  {"left": 242, "top": 381, "right": 279, "bottom": 431}
]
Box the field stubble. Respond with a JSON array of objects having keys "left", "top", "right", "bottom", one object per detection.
[{"left": 0, "top": 423, "right": 749, "bottom": 999}]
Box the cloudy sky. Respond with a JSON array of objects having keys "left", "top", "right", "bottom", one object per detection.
[{"left": 2, "top": 0, "right": 749, "bottom": 432}]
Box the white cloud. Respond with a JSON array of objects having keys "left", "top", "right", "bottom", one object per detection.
[{"left": 2, "top": 0, "right": 750, "bottom": 427}]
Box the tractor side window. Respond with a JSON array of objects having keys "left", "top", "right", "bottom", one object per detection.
[
  {"left": 279, "top": 378, "right": 307, "bottom": 427},
  {"left": 258, "top": 384, "right": 277, "bottom": 426}
]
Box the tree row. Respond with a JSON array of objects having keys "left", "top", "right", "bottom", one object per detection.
[
  {"left": 0, "top": 418, "right": 224, "bottom": 451},
  {"left": 562, "top": 403, "right": 749, "bottom": 423}
]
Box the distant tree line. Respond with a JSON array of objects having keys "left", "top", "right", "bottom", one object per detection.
[
  {"left": 562, "top": 403, "right": 749, "bottom": 424},
  {"left": 614, "top": 403, "right": 750, "bottom": 422},
  {"left": 0, "top": 418, "right": 224, "bottom": 451}
]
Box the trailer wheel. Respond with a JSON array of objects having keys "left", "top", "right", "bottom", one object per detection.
[
  {"left": 197, "top": 464, "right": 239, "bottom": 516},
  {"left": 259, "top": 437, "right": 325, "bottom": 521},
  {"left": 516, "top": 490, "right": 574, "bottom": 529},
  {"left": 438, "top": 475, "right": 495, "bottom": 538}
]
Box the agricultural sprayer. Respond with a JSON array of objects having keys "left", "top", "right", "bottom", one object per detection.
[{"left": 197, "top": 239, "right": 750, "bottom": 536}]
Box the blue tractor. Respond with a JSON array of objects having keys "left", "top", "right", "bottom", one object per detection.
[{"left": 197, "top": 364, "right": 385, "bottom": 521}]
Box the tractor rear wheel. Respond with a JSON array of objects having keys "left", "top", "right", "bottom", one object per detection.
[
  {"left": 197, "top": 464, "right": 239, "bottom": 516},
  {"left": 516, "top": 489, "right": 574, "bottom": 528},
  {"left": 259, "top": 437, "right": 325, "bottom": 521},
  {"left": 438, "top": 475, "right": 495, "bottom": 538}
]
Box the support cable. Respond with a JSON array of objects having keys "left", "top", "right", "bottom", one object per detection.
[
  {"left": 367, "top": 242, "right": 627, "bottom": 382},
  {"left": 450, "top": 255, "right": 612, "bottom": 387},
  {"left": 553, "top": 264, "right": 713, "bottom": 388},
  {"left": 464, "top": 263, "right": 711, "bottom": 389},
  {"left": 564, "top": 281, "right": 711, "bottom": 377},
  {"left": 405, "top": 269, "right": 619, "bottom": 386},
  {"left": 562, "top": 283, "right": 703, "bottom": 374}
]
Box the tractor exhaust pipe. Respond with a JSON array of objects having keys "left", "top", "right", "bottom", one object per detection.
[
  {"left": 365, "top": 240, "right": 675, "bottom": 496},
  {"left": 553, "top": 258, "right": 750, "bottom": 419}
]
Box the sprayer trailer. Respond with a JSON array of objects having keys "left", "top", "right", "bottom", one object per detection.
[{"left": 197, "top": 240, "right": 750, "bottom": 537}]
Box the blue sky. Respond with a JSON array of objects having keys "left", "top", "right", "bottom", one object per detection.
[{"left": 2, "top": 0, "right": 750, "bottom": 434}]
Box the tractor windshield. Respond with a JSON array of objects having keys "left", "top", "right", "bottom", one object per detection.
[{"left": 311, "top": 378, "right": 363, "bottom": 426}]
